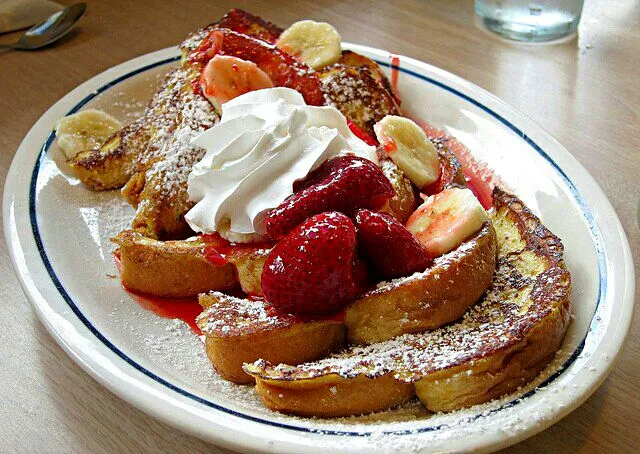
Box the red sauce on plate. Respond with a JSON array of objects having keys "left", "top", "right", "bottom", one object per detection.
[
  {"left": 413, "top": 118, "right": 500, "bottom": 209},
  {"left": 113, "top": 252, "right": 203, "bottom": 335},
  {"left": 389, "top": 54, "right": 401, "bottom": 101}
]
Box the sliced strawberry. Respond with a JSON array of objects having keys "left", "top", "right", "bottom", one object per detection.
[
  {"left": 347, "top": 119, "right": 378, "bottom": 146},
  {"left": 189, "top": 29, "right": 325, "bottom": 106},
  {"left": 265, "top": 155, "right": 395, "bottom": 240},
  {"left": 354, "top": 209, "right": 431, "bottom": 279},
  {"left": 261, "top": 212, "right": 367, "bottom": 314},
  {"left": 215, "top": 9, "right": 283, "bottom": 44}
]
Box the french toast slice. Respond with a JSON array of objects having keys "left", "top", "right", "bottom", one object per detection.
[
  {"left": 197, "top": 292, "right": 345, "bottom": 384},
  {"left": 337, "top": 50, "right": 400, "bottom": 105},
  {"left": 320, "top": 64, "right": 400, "bottom": 137},
  {"left": 345, "top": 221, "right": 497, "bottom": 345},
  {"left": 112, "top": 230, "right": 269, "bottom": 298},
  {"left": 244, "top": 188, "right": 571, "bottom": 417}
]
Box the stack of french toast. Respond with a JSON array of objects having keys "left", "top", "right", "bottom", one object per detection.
[{"left": 62, "top": 10, "right": 571, "bottom": 418}]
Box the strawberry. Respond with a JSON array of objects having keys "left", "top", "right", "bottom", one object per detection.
[
  {"left": 189, "top": 29, "right": 325, "bottom": 106},
  {"left": 354, "top": 209, "right": 431, "bottom": 279},
  {"left": 347, "top": 118, "right": 378, "bottom": 147},
  {"left": 266, "top": 155, "right": 395, "bottom": 239},
  {"left": 214, "top": 9, "right": 283, "bottom": 44},
  {"left": 261, "top": 212, "right": 367, "bottom": 314}
]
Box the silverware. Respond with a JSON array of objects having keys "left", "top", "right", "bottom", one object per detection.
[{"left": 0, "top": 2, "right": 86, "bottom": 51}]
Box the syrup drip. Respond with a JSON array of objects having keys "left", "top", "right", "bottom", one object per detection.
[
  {"left": 413, "top": 118, "right": 499, "bottom": 209},
  {"left": 113, "top": 252, "right": 203, "bottom": 335},
  {"left": 385, "top": 53, "right": 496, "bottom": 206},
  {"left": 389, "top": 54, "right": 401, "bottom": 101},
  {"left": 131, "top": 294, "right": 203, "bottom": 335},
  {"left": 200, "top": 232, "right": 273, "bottom": 266}
]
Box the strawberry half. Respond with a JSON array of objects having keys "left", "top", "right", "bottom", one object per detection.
[
  {"left": 354, "top": 209, "right": 431, "bottom": 279},
  {"left": 261, "top": 212, "right": 367, "bottom": 314},
  {"left": 266, "top": 155, "right": 395, "bottom": 240}
]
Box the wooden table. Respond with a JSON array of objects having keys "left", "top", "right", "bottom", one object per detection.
[{"left": 1, "top": 0, "right": 638, "bottom": 451}]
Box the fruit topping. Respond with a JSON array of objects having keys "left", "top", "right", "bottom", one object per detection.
[
  {"left": 347, "top": 118, "right": 378, "bottom": 146},
  {"left": 374, "top": 115, "right": 440, "bottom": 189},
  {"left": 190, "top": 29, "right": 325, "bottom": 106},
  {"left": 406, "top": 187, "right": 488, "bottom": 257},
  {"left": 214, "top": 9, "right": 283, "bottom": 45},
  {"left": 354, "top": 209, "right": 431, "bottom": 279},
  {"left": 200, "top": 55, "right": 274, "bottom": 112},
  {"left": 261, "top": 212, "right": 367, "bottom": 314},
  {"left": 57, "top": 109, "right": 122, "bottom": 159},
  {"left": 265, "top": 155, "right": 395, "bottom": 240},
  {"left": 276, "top": 20, "right": 342, "bottom": 70}
]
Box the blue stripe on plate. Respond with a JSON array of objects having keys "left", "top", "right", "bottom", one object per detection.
[{"left": 29, "top": 54, "right": 606, "bottom": 437}]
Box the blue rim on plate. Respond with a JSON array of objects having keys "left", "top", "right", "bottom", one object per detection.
[{"left": 29, "top": 55, "right": 606, "bottom": 437}]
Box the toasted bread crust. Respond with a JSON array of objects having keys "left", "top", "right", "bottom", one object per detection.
[
  {"left": 345, "top": 221, "right": 497, "bottom": 345},
  {"left": 112, "top": 230, "right": 270, "bottom": 298},
  {"left": 198, "top": 293, "right": 345, "bottom": 384},
  {"left": 255, "top": 373, "right": 415, "bottom": 417},
  {"left": 320, "top": 64, "right": 400, "bottom": 137},
  {"left": 112, "top": 230, "right": 237, "bottom": 297},
  {"left": 246, "top": 188, "right": 571, "bottom": 417}
]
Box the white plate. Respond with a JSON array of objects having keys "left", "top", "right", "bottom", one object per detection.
[{"left": 3, "top": 45, "right": 635, "bottom": 453}]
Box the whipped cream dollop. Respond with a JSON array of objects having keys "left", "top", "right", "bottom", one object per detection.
[{"left": 185, "top": 87, "right": 377, "bottom": 239}]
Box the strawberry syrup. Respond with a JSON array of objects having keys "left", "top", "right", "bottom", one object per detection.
[
  {"left": 386, "top": 54, "right": 499, "bottom": 208},
  {"left": 112, "top": 235, "right": 274, "bottom": 335},
  {"left": 415, "top": 119, "right": 499, "bottom": 209},
  {"left": 389, "top": 54, "right": 401, "bottom": 101},
  {"left": 113, "top": 252, "right": 203, "bottom": 335}
]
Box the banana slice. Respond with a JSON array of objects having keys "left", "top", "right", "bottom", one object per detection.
[
  {"left": 217, "top": 218, "right": 269, "bottom": 244},
  {"left": 406, "top": 187, "right": 488, "bottom": 257},
  {"left": 374, "top": 115, "right": 440, "bottom": 189},
  {"left": 200, "top": 55, "right": 274, "bottom": 112},
  {"left": 276, "top": 20, "right": 342, "bottom": 70},
  {"left": 56, "top": 109, "right": 122, "bottom": 159}
]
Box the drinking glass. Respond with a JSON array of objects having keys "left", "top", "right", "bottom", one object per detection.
[{"left": 475, "top": 0, "right": 584, "bottom": 42}]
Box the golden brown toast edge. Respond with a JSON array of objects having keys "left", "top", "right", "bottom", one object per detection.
[
  {"left": 112, "top": 230, "right": 237, "bottom": 298},
  {"left": 112, "top": 230, "right": 271, "bottom": 298},
  {"left": 345, "top": 221, "right": 497, "bottom": 345},
  {"left": 197, "top": 293, "right": 345, "bottom": 384}
]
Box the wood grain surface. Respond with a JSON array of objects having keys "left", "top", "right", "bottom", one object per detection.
[{"left": 1, "top": 0, "right": 638, "bottom": 452}]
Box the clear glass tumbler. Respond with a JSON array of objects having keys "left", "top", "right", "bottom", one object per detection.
[{"left": 475, "top": 0, "right": 584, "bottom": 42}]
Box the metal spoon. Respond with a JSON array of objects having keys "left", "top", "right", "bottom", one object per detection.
[{"left": 0, "top": 3, "right": 86, "bottom": 51}]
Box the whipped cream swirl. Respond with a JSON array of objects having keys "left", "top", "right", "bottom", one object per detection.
[{"left": 185, "top": 87, "right": 377, "bottom": 239}]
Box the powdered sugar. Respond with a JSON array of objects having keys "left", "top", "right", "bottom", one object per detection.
[{"left": 197, "top": 292, "right": 301, "bottom": 337}]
